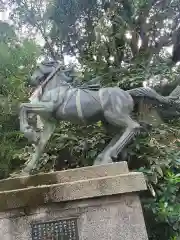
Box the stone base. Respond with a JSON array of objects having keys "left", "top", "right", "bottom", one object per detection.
[{"left": 0, "top": 162, "right": 148, "bottom": 240}]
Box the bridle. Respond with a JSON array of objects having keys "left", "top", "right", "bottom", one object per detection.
[
  {"left": 30, "top": 62, "right": 61, "bottom": 101},
  {"left": 39, "top": 62, "right": 62, "bottom": 91},
  {"left": 31, "top": 62, "right": 75, "bottom": 101}
]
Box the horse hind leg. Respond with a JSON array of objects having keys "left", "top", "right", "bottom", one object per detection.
[
  {"left": 101, "top": 113, "right": 140, "bottom": 165},
  {"left": 94, "top": 133, "right": 121, "bottom": 165}
]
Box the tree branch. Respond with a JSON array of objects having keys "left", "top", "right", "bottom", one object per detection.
[
  {"left": 137, "top": 0, "right": 159, "bottom": 51},
  {"left": 17, "top": 0, "right": 57, "bottom": 60}
]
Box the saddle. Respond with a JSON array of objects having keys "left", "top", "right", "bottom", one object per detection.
[{"left": 80, "top": 83, "right": 101, "bottom": 91}]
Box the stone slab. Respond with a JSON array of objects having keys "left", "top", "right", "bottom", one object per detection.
[
  {"left": 0, "top": 162, "right": 129, "bottom": 191},
  {"left": 0, "top": 162, "right": 148, "bottom": 239},
  {"left": 0, "top": 172, "right": 147, "bottom": 211},
  {"left": 0, "top": 194, "right": 149, "bottom": 240}
]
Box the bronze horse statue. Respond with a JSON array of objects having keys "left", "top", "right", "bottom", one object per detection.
[{"left": 19, "top": 60, "right": 180, "bottom": 174}]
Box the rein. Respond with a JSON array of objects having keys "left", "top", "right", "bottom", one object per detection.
[
  {"left": 30, "top": 63, "right": 62, "bottom": 101},
  {"left": 40, "top": 63, "right": 62, "bottom": 97}
]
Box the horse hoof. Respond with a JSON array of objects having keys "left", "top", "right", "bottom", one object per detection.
[
  {"left": 22, "top": 163, "right": 34, "bottom": 174},
  {"left": 9, "top": 170, "right": 29, "bottom": 178},
  {"left": 93, "top": 158, "right": 102, "bottom": 165},
  {"left": 101, "top": 155, "right": 113, "bottom": 164},
  {"left": 24, "top": 127, "right": 40, "bottom": 143}
]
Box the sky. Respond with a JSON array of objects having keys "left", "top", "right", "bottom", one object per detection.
[{"left": 0, "top": 10, "right": 8, "bottom": 21}]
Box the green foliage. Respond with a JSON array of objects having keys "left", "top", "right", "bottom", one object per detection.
[
  {"left": 1, "top": 0, "right": 180, "bottom": 239},
  {"left": 0, "top": 21, "right": 41, "bottom": 178},
  {"left": 0, "top": 20, "right": 16, "bottom": 43},
  {"left": 129, "top": 123, "right": 180, "bottom": 240}
]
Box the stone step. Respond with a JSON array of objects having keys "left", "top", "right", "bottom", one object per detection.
[
  {"left": 0, "top": 162, "right": 129, "bottom": 191},
  {"left": 0, "top": 171, "right": 147, "bottom": 211}
]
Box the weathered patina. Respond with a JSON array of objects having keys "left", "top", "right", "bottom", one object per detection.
[{"left": 19, "top": 60, "right": 180, "bottom": 174}]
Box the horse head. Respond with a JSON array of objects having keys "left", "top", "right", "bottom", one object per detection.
[{"left": 29, "top": 60, "right": 75, "bottom": 87}]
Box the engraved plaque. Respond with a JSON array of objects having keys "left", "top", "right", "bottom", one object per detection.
[{"left": 31, "top": 218, "right": 79, "bottom": 240}]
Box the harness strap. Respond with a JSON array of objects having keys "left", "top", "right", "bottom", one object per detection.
[{"left": 51, "top": 87, "right": 71, "bottom": 119}]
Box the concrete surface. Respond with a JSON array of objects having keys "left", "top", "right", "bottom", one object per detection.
[{"left": 0, "top": 162, "right": 148, "bottom": 240}]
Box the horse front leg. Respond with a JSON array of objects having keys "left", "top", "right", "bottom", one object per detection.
[
  {"left": 22, "top": 120, "right": 56, "bottom": 174},
  {"left": 19, "top": 102, "right": 54, "bottom": 143},
  {"left": 19, "top": 102, "right": 55, "bottom": 174}
]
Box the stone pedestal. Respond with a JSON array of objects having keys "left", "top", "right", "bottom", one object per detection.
[{"left": 0, "top": 162, "right": 148, "bottom": 240}]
